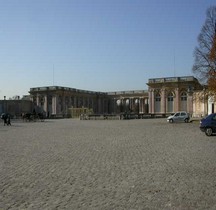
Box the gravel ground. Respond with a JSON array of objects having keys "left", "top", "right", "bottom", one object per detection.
[{"left": 0, "top": 118, "right": 216, "bottom": 210}]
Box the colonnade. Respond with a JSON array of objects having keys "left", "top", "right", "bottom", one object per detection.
[
  {"left": 148, "top": 88, "right": 193, "bottom": 114},
  {"left": 33, "top": 93, "right": 108, "bottom": 117},
  {"left": 113, "top": 97, "right": 149, "bottom": 113},
  {"left": 32, "top": 91, "right": 149, "bottom": 117}
]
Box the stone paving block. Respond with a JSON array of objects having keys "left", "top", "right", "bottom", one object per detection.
[{"left": 0, "top": 119, "right": 216, "bottom": 209}]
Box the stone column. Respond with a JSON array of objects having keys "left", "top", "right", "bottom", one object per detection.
[
  {"left": 187, "top": 93, "right": 193, "bottom": 115},
  {"left": 143, "top": 97, "right": 145, "bottom": 113},
  {"left": 161, "top": 89, "right": 166, "bottom": 114},
  {"left": 149, "top": 89, "right": 154, "bottom": 114},
  {"left": 57, "top": 96, "right": 61, "bottom": 115},
  {"left": 36, "top": 94, "right": 40, "bottom": 107},
  {"left": 174, "top": 88, "right": 180, "bottom": 112},
  {"left": 141, "top": 98, "right": 145, "bottom": 113},
  {"left": 129, "top": 98, "right": 133, "bottom": 112},
  {"left": 52, "top": 95, "right": 57, "bottom": 115},
  {"left": 139, "top": 97, "right": 143, "bottom": 113},
  {"left": 44, "top": 95, "right": 48, "bottom": 113},
  {"left": 98, "top": 98, "right": 101, "bottom": 114},
  {"left": 62, "top": 95, "right": 66, "bottom": 116},
  {"left": 139, "top": 98, "right": 142, "bottom": 113},
  {"left": 144, "top": 98, "right": 148, "bottom": 113}
]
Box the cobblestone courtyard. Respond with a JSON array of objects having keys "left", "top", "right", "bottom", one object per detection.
[{"left": 0, "top": 118, "right": 216, "bottom": 210}]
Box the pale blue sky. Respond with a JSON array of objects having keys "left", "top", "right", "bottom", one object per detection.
[{"left": 0, "top": 0, "right": 215, "bottom": 99}]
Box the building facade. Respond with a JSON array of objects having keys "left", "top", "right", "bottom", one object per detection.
[
  {"left": 147, "top": 76, "right": 215, "bottom": 117},
  {"left": 29, "top": 86, "right": 149, "bottom": 117},
  {"left": 1, "top": 76, "right": 214, "bottom": 118},
  {"left": 0, "top": 99, "right": 33, "bottom": 118},
  {"left": 29, "top": 76, "right": 215, "bottom": 118},
  {"left": 29, "top": 86, "right": 108, "bottom": 117},
  {"left": 147, "top": 76, "right": 202, "bottom": 115}
]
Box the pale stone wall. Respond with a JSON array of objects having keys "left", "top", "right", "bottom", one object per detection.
[
  {"left": 192, "top": 91, "right": 206, "bottom": 117},
  {"left": 147, "top": 76, "right": 204, "bottom": 116},
  {"left": 0, "top": 100, "right": 33, "bottom": 117}
]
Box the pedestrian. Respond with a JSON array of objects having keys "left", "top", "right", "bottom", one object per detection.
[
  {"left": 6, "top": 114, "right": 11, "bottom": 126},
  {"left": 1, "top": 113, "right": 7, "bottom": 126}
]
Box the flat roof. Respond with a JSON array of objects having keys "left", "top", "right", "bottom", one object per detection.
[
  {"left": 29, "top": 86, "right": 148, "bottom": 96},
  {"left": 147, "top": 76, "right": 198, "bottom": 84},
  {"left": 29, "top": 86, "right": 106, "bottom": 95}
]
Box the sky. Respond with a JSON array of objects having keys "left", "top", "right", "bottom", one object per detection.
[{"left": 0, "top": 0, "right": 215, "bottom": 99}]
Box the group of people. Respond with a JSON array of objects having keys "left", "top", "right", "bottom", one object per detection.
[
  {"left": 1, "top": 110, "right": 46, "bottom": 125},
  {"left": 1, "top": 113, "right": 11, "bottom": 126}
]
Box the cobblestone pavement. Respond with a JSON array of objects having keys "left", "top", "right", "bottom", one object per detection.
[{"left": 0, "top": 118, "right": 216, "bottom": 210}]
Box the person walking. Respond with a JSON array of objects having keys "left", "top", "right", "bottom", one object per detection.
[
  {"left": 6, "top": 114, "right": 11, "bottom": 126},
  {"left": 1, "top": 113, "right": 7, "bottom": 126}
]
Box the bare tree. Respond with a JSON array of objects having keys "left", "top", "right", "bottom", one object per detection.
[
  {"left": 208, "top": 18, "right": 216, "bottom": 93},
  {"left": 192, "top": 6, "right": 216, "bottom": 94}
]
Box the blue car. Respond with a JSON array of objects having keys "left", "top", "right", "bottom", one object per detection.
[{"left": 200, "top": 113, "right": 216, "bottom": 136}]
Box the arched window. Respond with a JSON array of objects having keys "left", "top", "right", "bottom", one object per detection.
[
  {"left": 167, "top": 92, "right": 174, "bottom": 112},
  {"left": 155, "top": 93, "right": 161, "bottom": 101},
  {"left": 168, "top": 92, "right": 174, "bottom": 101},
  {"left": 181, "top": 92, "right": 187, "bottom": 101},
  {"left": 155, "top": 93, "right": 161, "bottom": 112}
]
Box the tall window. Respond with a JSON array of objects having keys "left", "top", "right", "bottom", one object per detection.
[
  {"left": 180, "top": 92, "right": 187, "bottom": 111},
  {"left": 167, "top": 92, "right": 174, "bottom": 113},
  {"left": 155, "top": 93, "right": 161, "bottom": 113}
]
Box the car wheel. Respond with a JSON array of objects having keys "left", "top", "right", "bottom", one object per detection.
[
  {"left": 169, "top": 119, "right": 173, "bottom": 123},
  {"left": 184, "top": 118, "right": 189, "bottom": 123},
  {"left": 205, "top": 128, "right": 213, "bottom": 136}
]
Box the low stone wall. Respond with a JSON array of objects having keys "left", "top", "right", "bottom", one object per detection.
[{"left": 81, "top": 114, "right": 120, "bottom": 120}]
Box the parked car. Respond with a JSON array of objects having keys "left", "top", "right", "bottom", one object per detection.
[
  {"left": 200, "top": 113, "right": 216, "bottom": 136},
  {"left": 167, "top": 111, "right": 190, "bottom": 123}
]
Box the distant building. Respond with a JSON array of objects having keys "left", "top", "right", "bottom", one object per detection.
[
  {"left": 147, "top": 76, "right": 215, "bottom": 117},
  {"left": 29, "top": 86, "right": 149, "bottom": 118},
  {"left": 28, "top": 76, "right": 215, "bottom": 118},
  {"left": 1, "top": 75, "right": 214, "bottom": 118},
  {"left": 0, "top": 99, "right": 33, "bottom": 117}
]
